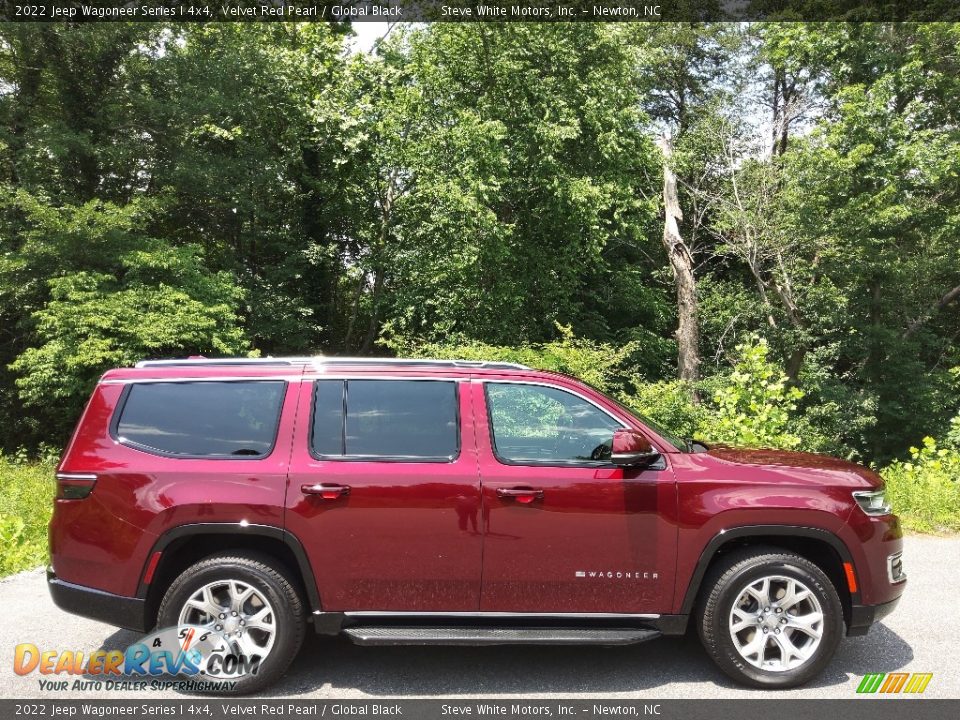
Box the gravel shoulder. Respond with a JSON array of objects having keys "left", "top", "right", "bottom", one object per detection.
[{"left": 1, "top": 534, "right": 955, "bottom": 699}]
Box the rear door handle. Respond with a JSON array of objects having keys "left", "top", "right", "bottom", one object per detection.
[
  {"left": 302, "top": 483, "right": 351, "bottom": 500},
  {"left": 496, "top": 487, "right": 544, "bottom": 504}
]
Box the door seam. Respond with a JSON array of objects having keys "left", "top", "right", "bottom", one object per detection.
[{"left": 471, "top": 376, "right": 486, "bottom": 612}]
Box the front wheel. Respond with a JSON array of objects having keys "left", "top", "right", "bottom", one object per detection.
[{"left": 698, "top": 548, "right": 844, "bottom": 688}]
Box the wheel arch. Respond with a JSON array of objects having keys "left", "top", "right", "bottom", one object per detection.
[
  {"left": 680, "top": 525, "right": 858, "bottom": 625},
  {"left": 138, "top": 523, "right": 321, "bottom": 630}
]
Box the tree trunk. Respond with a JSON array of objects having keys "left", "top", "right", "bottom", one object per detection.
[
  {"left": 358, "top": 175, "right": 397, "bottom": 354},
  {"left": 359, "top": 267, "right": 385, "bottom": 354},
  {"left": 657, "top": 136, "right": 700, "bottom": 384},
  {"left": 342, "top": 273, "right": 367, "bottom": 352}
]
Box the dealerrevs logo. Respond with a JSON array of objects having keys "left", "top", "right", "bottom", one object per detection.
[{"left": 14, "top": 625, "right": 260, "bottom": 692}]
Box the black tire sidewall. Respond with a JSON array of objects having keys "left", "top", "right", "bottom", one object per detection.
[
  {"left": 157, "top": 556, "right": 304, "bottom": 695},
  {"left": 705, "top": 556, "right": 843, "bottom": 688}
]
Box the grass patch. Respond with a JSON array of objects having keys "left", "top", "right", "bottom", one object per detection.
[{"left": 0, "top": 457, "right": 55, "bottom": 577}]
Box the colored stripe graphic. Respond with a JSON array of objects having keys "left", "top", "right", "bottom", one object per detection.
[
  {"left": 857, "top": 672, "right": 933, "bottom": 694},
  {"left": 857, "top": 673, "right": 885, "bottom": 693},
  {"left": 880, "top": 673, "right": 909, "bottom": 693},
  {"left": 903, "top": 673, "right": 933, "bottom": 694}
]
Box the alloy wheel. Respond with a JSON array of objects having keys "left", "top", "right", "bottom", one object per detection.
[
  {"left": 177, "top": 579, "right": 277, "bottom": 675},
  {"left": 728, "top": 574, "right": 825, "bottom": 672}
]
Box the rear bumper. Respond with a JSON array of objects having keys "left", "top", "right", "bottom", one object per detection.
[
  {"left": 47, "top": 569, "right": 149, "bottom": 633},
  {"left": 847, "top": 595, "right": 902, "bottom": 637}
]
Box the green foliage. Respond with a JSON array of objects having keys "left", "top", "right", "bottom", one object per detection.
[
  {"left": 621, "top": 379, "right": 707, "bottom": 441},
  {"left": 11, "top": 240, "right": 249, "bottom": 436},
  {"left": 769, "top": 23, "right": 960, "bottom": 461},
  {"left": 371, "top": 24, "right": 666, "bottom": 346},
  {"left": 882, "top": 428, "right": 960, "bottom": 533},
  {"left": 0, "top": 191, "right": 254, "bottom": 442},
  {"left": 618, "top": 336, "right": 805, "bottom": 449},
  {"left": 701, "top": 337, "right": 805, "bottom": 448},
  {"left": 0, "top": 455, "right": 55, "bottom": 577},
  {"left": 0, "top": 21, "right": 958, "bottom": 476}
]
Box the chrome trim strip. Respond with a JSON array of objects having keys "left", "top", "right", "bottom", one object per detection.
[
  {"left": 103, "top": 375, "right": 471, "bottom": 385},
  {"left": 324, "top": 611, "right": 661, "bottom": 619},
  {"left": 136, "top": 357, "right": 313, "bottom": 368},
  {"left": 55, "top": 473, "right": 98, "bottom": 481},
  {"left": 101, "top": 376, "right": 304, "bottom": 385}
]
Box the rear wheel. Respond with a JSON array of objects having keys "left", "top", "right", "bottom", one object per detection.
[
  {"left": 697, "top": 547, "right": 843, "bottom": 688},
  {"left": 157, "top": 552, "right": 306, "bottom": 695}
]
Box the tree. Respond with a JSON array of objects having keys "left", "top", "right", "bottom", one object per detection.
[
  {"left": 372, "top": 24, "right": 665, "bottom": 353},
  {"left": 631, "top": 23, "right": 738, "bottom": 384},
  {"left": 767, "top": 23, "right": 960, "bottom": 459},
  {"left": 657, "top": 135, "right": 700, "bottom": 381}
]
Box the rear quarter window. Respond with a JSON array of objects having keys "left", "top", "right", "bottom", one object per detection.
[{"left": 113, "top": 380, "right": 286, "bottom": 458}]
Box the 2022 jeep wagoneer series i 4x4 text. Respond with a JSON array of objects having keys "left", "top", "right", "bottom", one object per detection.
[{"left": 48, "top": 357, "right": 906, "bottom": 693}]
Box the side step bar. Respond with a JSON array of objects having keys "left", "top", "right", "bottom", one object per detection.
[{"left": 341, "top": 626, "right": 661, "bottom": 646}]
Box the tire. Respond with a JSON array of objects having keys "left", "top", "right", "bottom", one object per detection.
[
  {"left": 157, "top": 551, "right": 306, "bottom": 695},
  {"left": 697, "top": 546, "right": 843, "bottom": 688}
]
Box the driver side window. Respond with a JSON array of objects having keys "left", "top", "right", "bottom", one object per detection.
[{"left": 485, "top": 383, "right": 623, "bottom": 465}]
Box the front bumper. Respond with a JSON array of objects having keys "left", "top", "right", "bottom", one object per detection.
[
  {"left": 847, "top": 595, "right": 902, "bottom": 636},
  {"left": 47, "top": 568, "right": 149, "bottom": 633}
]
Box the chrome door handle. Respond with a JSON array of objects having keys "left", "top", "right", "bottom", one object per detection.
[
  {"left": 496, "top": 487, "right": 544, "bottom": 504},
  {"left": 301, "top": 483, "right": 351, "bottom": 500}
]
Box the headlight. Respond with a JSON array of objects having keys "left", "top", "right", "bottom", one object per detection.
[{"left": 853, "top": 489, "right": 892, "bottom": 516}]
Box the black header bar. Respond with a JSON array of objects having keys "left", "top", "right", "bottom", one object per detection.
[{"left": 2, "top": 0, "right": 959, "bottom": 23}]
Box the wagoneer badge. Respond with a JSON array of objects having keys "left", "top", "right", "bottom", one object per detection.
[{"left": 575, "top": 570, "right": 659, "bottom": 580}]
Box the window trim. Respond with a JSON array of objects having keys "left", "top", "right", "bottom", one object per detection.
[
  {"left": 308, "top": 378, "right": 462, "bottom": 464},
  {"left": 109, "top": 379, "right": 287, "bottom": 460},
  {"left": 482, "top": 380, "right": 631, "bottom": 469}
]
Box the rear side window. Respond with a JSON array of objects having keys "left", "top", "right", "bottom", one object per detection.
[
  {"left": 115, "top": 381, "right": 286, "bottom": 458},
  {"left": 311, "top": 380, "right": 458, "bottom": 461}
]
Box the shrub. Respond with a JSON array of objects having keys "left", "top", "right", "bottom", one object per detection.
[
  {"left": 0, "top": 455, "right": 56, "bottom": 576},
  {"left": 699, "top": 337, "right": 805, "bottom": 449},
  {"left": 618, "top": 379, "right": 706, "bottom": 440},
  {"left": 621, "top": 337, "right": 805, "bottom": 450},
  {"left": 882, "top": 420, "right": 960, "bottom": 533}
]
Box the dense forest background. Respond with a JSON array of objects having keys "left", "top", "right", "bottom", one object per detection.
[{"left": 1, "top": 22, "right": 959, "bottom": 473}]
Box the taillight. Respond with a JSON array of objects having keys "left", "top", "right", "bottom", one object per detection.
[{"left": 55, "top": 473, "right": 97, "bottom": 500}]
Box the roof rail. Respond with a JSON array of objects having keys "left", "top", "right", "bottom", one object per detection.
[
  {"left": 135, "top": 357, "right": 314, "bottom": 368},
  {"left": 135, "top": 357, "right": 531, "bottom": 371},
  {"left": 314, "top": 358, "right": 531, "bottom": 370}
]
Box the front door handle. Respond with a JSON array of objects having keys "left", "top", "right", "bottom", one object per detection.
[
  {"left": 496, "top": 487, "right": 544, "bottom": 504},
  {"left": 302, "top": 483, "right": 351, "bottom": 500}
]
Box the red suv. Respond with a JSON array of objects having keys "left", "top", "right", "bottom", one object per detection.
[{"left": 49, "top": 357, "right": 905, "bottom": 693}]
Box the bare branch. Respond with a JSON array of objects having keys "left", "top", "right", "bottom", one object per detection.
[{"left": 904, "top": 283, "right": 960, "bottom": 338}]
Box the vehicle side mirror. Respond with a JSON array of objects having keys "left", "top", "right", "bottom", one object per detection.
[{"left": 611, "top": 429, "right": 660, "bottom": 467}]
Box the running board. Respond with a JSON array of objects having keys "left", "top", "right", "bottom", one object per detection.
[{"left": 341, "top": 626, "right": 661, "bottom": 646}]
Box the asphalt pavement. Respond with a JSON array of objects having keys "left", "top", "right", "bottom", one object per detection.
[{"left": 1, "top": 534, "right": 956, "bottom": 699}]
